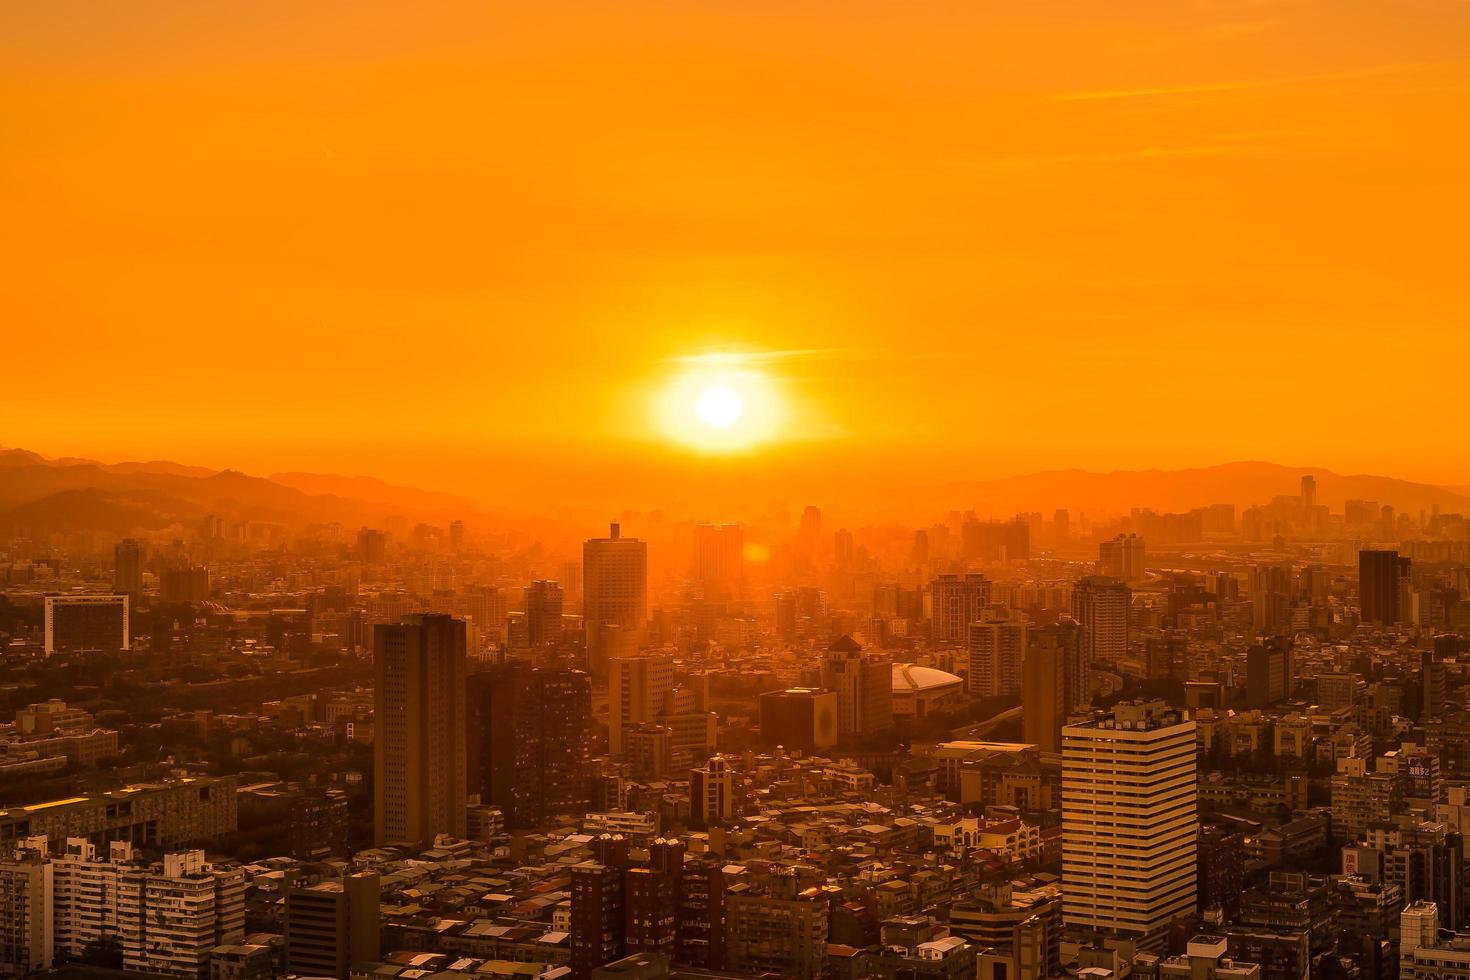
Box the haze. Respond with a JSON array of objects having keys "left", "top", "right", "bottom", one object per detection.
[{"left": 4, "top": 0, "right": 1470, "bottom": 506}]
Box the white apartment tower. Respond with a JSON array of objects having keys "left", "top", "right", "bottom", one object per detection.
[{"left": 1062, "top": 700, "right": 1198, "bottom": 950}]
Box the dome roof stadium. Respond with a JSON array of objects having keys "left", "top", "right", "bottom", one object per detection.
[{"left": 891, "top": 663, "right": 963, "bottom": 693}]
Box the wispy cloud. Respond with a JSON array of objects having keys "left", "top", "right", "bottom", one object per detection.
[
  {"left": 670, "top": 348, "right": 844, "bottom": 366},
  {"left": 1053, "top": 61, "right": 1439, "bottom": 102}
]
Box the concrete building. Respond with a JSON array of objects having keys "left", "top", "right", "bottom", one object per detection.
[
  {"left": 1063, "top": 701, "right": 1198, "bottom": 950},
  {"left": 283, "top": 872, "right": 381, "bottom": 980},
  {"left": 584, "top": 523, "right": 648, "bottom": 677},
  {"left": 373, "top": 614, "right": 468, "bottom": 848},
  {"left": 43, "top": 595, "right": 128, "bottom": 656}
]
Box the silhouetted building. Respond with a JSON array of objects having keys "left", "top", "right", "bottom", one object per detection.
[
  {"left": 584, "top": 523, "right": 648, "bottom": 677},
  {"left": 374, "top": 614, "right": 467, "bottom": 848}
]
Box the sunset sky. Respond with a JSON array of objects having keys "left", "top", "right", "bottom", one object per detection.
[{"left": 4, "top": 1, "right": 1469, "bottom": 504}]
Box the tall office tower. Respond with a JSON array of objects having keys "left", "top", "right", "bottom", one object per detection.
[
  {"left": 609, "top": 652, "right": 675, "bottom": 757},
  {"left": 693, "top": 523, "right": 744, "bottom": 601},
  {"left": 1023, "top": 620, "right": 1086, "bottom": 753},
  {"left": 1052, "top": 509, "right": 1071, "bottom": 544},
  {"left": 821, "top": 635, "right": 893, "bottom": 737},
  {"left": 373, "top": 614, "right": 468, "bottom": 848},
  {"left": 1097, "top": 534, "right": 1145, "bottom": 581},
  {"left": 448, "top": 519, "right": 465, "bottom": 551},
  {"left": 1300, "top": 474, "right": 1317, "bottom": 510},
  {"left": 465, "top": 662, "right": 593, "bottom": 829},
  {"left": 690, "top": 755, "right": 736, "bottom": 828},
  {"left": 524, "top": 579, "right": 565, "bottom": 647},
  {"left": 1071, "top": 576, "right": 1130, "bottom": 665},
  {"left": 1062, "top": 701, "right": 1198, "bottom": 951},
  {"left": 1359, "top": 549, "right": 1409, "bottom": 625},
  {"left": 1421, "top": 649, "right": 1447, "bottom": 722},
  {"left": 0, "top": 839, "right": 52, "bottom": 975},
  {"left": 966, "top": 617, "right": 1027, "bottom": 698},
  {"left": 931, "top": 573, "right": 992, "bottom": 645},
  {"left": 1245, "top": 638, "right": 1294, "bottom": 706},
  {"left": 113, "top": 539, "right": 143, "bottom": 600},
  {"left": 571, "top": 861, "right": 625, "bottom": 979},
  {"left": 584, "top": 523, "right": 648, "bottom": 677},
  {"left": 284, "top": 872, "right": 381, "bottom": 980},
  {"left": 44, "top": 595, "right": 129, "bottom": 656}
]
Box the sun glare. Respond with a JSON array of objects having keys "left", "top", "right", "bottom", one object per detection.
[
  {"left": 695, "top": 385, "right": 742, "bottom": 429},
  {"left": 656, "top": 360, "right": 785, "bottom": 452}
]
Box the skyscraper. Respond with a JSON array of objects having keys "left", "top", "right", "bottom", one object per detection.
[
  {"left": 693, "top": 523, "right": 744, "bottom": 601},
  {"left": 1300, "top": 474, "right": 1317, "bottom": 510},
  {"left": 524, "top": 579, "right": 565, "bottom": 647},
  {"left": 584, "top": 523, "right": 648, "bottom": 677},
  {"left": 373, "top": 614, "right": 468, "bottom": 848},
  {"left": 1359, "top": 549, "right": 1408, "bottom": 625},
  {"left": 113, "top": 539, "right": 143, "bottom": 600},
  {"left": 1062, "top": 701, "right": 1198, "bottom": 950},
  {"left": 931, "top": 573, "right": 991, "bottom": 645},
  {"left": 1071, "top": 576, "right": 1129, "bottom": 665}
]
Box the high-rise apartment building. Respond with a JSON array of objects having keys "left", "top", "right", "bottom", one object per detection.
[
  {"left": 374, "top": 614, "right": 467, "bottom": 848},
  {"left": 1062, "top": 701, "right": 1198, "bottom": 950},
  {"left": 584, "top": 523, "right": 648, "bottom": 677},
  {"left": 821, "top": 635, "right": 893, "bottom": 736},
  {"left": 0, "top": 838, "right": 52, "bottom": 975},
  {"left": 1097, "top": 534, "right": 1145, "bottom": 581},
  {"left": 283, "top": 872, "right": 381, "bottom": 980},
  {"left": 524, "top": 579, "right": 565, "bottom": 647},
  {"left": 118, "top": 850, "right": 245, "bottom": 979},
  {"left": 609, "top": 652, "right": 675, "bottom": 757},
  {"left": 465, "top": 662, "right": 592, "bottom": 829},
  {"left": 931, "top": 573, "right": 991, "bottom": 645},
  {"left": 1071, "top": 577, "right": 1129, "bottom": 665},
  {"left": 48, "top": 841, "right": 242, "bottom": 980},
  {"left": 43, "top": 595, "right": 128, "bottom": 656},
  {"left": 571, "top": 861, "right": 625, "bottom": 979},
  {"left": 966, "top": 617, "right": 1027, "bottom": 698}
]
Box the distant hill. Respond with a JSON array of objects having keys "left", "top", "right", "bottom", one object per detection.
[
  {"left": 268, "top": 471, "right": 479, "bottom": 517},
  {"left": 864, "top": 461, "right": 1470, "bottom": 520}
]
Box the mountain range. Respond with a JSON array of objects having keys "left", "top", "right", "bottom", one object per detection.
[{"left": 1, "top": 447, "right": 1467, "bottom": 537}]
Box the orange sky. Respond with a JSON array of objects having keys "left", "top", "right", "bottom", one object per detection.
[{"left": 4, "top": 1, "right": 1469, "bottom": 501}]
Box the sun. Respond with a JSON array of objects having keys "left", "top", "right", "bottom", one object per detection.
[
  {"left": 695, "top": 385, "right": 742, "bottom": 429},
  {"left": 654, "top": 359, "right": 785, "bottom": 452}
]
